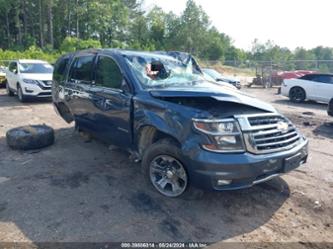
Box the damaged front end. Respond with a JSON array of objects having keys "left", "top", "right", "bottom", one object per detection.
[
  {"left": 126, "top": 50, "right": 308, "bottom": 193},
  {"left": 139, "top": 88, "right": 308, "bottom": 191},
  {"left": 148, "top": 87, "right": 306, "bottom": 155}
]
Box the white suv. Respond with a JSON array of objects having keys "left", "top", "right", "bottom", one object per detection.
[{"left": 5, "top": 59, "right": 54, "bottom": 102}]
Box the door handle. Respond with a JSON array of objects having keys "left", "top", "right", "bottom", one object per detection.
[
  {"left": 104, "top": 99, "right": 117, "bottom": 110},
  {"left": 91, "top": 95, "right": 105, "bottom": 109}
]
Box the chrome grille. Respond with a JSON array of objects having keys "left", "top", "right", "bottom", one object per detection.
[
  {"left": 248, "top": 115, "right": 285, "bottom": 126},
  {"left": 37, "top": 80, "right": 52, "bottom": 90},
  {"left": 237, "top": 114, "right": 301, "bottom": 154},
  {"left": 42, "top": 80, "right": 53, "bottom": 86}
]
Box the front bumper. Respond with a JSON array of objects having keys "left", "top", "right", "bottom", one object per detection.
[
  {"left": 184, "top": 138, "right": 308, "bottom": 191},
  {"left": 22, "top": 83, "right": 52, "bottom": 98}
]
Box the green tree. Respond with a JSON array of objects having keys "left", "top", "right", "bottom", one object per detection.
[
  {"left": 146, "top": 7, "right": 167, "bottom": 49},
  {"left": 178, "top": 0, "right": 210, "bottom": 54},
  {"left": 294, "top": 47, "right": 316, "bottom": 70}
]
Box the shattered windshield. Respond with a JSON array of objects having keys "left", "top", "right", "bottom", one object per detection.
[{"left": 123, "top": 53, "right": 209, "bottom": 89}]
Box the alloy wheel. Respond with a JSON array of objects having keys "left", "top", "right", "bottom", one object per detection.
[
  {"left": 18, "top": 86, "right": 23, "bottom": 101},
  {"left": 291, "top": 88, "right": 305, "bottom": 102},
  {"left": 149, "top": 155, "right": 188, "bottom": 197}
]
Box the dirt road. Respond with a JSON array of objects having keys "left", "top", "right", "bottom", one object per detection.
[{"left": 0, "top": 88, "right": 332, "bottom": 245}]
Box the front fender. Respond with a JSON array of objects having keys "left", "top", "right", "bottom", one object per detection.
[
  {"left": 133, "top": 97, "right": 192, "bottom": 145},
  {"left": 134, "top": 108, "right": 187, "bottom": 143}
]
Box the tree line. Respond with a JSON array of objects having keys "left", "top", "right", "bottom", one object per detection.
[
  {"left": 0, "top": 0, "right": 332, "bottom": 72},
  {"left": 0, "top": 0, "right": 237, "bottom": 59}
]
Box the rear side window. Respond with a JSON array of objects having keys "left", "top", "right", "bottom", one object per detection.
[
  {"left": 300, "top": 74, "right": 315, "bottom": 81},
  {"left": 53, "top": 57, "right": 69, "bottom": 82},
  {"left": 314, "top": 75, "right": 333, "bottom": 84},
  {"left": 95, "top": 56, "right": 123, "bottom": 89},
  {"left": 69, "top": 54, "right": 95, "bottom": 83}
]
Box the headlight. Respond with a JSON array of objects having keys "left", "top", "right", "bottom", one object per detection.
[
  {"left": 193, "top": 118, "right": 245, "bottom": 152},
  {"left": 23, "top": 79, "right": 38, "bottom": 84}
]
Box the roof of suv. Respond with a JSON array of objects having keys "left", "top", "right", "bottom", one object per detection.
[{"left": 76, "top": 48, "right": 193, "bottom": 59}]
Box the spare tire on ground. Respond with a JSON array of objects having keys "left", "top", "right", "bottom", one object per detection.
[{"left": 6, "top": 125, "right": 55, "bottom": 150}]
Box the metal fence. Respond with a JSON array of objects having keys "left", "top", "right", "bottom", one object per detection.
[
  {"left": 201, "top": 59, "right": 333, "bottom": 87},
  {"left": 222, "top": 60, "right": 333, "bottom": 73}
]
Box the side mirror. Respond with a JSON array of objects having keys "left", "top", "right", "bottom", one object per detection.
[{"left": 13, "top": 69, "right": 18, "bottom": 74}]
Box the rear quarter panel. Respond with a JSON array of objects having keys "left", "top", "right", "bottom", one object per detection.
[
  {"left": 282, "top": 78, "right": 313, "bottom": 100},
  {"left": 281, "top": 79, "right": 293, "bottom": 97}
]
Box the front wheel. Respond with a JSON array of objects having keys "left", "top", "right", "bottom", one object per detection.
[
  {"left": 142, "top": 139, "right": 188, "bottom": 197},
  {"left": 17, "top": 85, "right": 27, "bottom": 102},
  {"left": 289, "top": 87, "right": 306, "bottom": 103}
]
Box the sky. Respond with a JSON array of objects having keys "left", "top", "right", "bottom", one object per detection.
[{"left": 143, "top": 0, "right": 333, "bottom": 51}]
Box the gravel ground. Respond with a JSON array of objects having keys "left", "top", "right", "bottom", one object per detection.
[{"left": 0, "top": 87, "right": 332, "bottom": 246}]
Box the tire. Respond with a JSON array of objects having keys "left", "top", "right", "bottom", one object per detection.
[
  {"left": 289, "top": 87, "right": 306, "bottom": 103},
  {"left": 328, "top": 98, "right": 333, "bottom": 117},
  {"left": 6, "top": 125, "right": 55, "bottom": 150},
  {"left": 142, "top": 138, "right": 190, "bottom": 198},
  {"left": 17, "top": 84, "right": 27, "bottom": 102},
  {"left": 6, "top": 81, "right": 14, "bottom": 96}
]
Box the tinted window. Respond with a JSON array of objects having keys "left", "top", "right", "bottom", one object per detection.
[
  {"left": 69, "top": 55, "right": 95, "bottom": 82},
  {"left": 54, "top": 57, "right": 69, "bottom": 81},
  {"left": 300, "top": 75, "right": 310, "bottom": 80},
  {"left": 9, "top": 62, "right": 17, "bottom": 73},
  {"left": 314, "top": 75, "right": 333, "bottom": 84},
  {"left": 95, "top": 56, "right": 123, "bottom": 89}
]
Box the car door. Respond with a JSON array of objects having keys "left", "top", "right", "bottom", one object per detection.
[
  {"left": 7, "top": 61, "right": 18, "bottom": 89},
  {"left": 312, "top": 75, "right": 333, "bottom": 103},
  {"left": 88, "top": 54, "right": 132, "bottom": 148},
  {"left": 65, "top": 53, "right": 96, "bottom": 130}
]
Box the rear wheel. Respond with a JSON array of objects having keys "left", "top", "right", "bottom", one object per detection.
[
  {"left": 6, "top": 81, "right": 14, "bottom": 96},
  {"left": 289, "top": 87, "right": 305, "bottom": 103}
]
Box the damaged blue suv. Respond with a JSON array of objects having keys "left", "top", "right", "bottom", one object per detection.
[{"left": 52, "top": 49, "right": 308, "bottom": 197}]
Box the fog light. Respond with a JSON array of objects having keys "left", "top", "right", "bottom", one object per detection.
[
  {"left": 25, "top": 87, "right": 34, "bottom": 93},
  {"left": 217, "top": 179, "right": 232, "bottom": 185}
]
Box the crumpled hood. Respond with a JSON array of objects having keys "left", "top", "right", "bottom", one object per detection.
[{"left": 149, "top": 82, "right": 277, "bottom": 113}]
